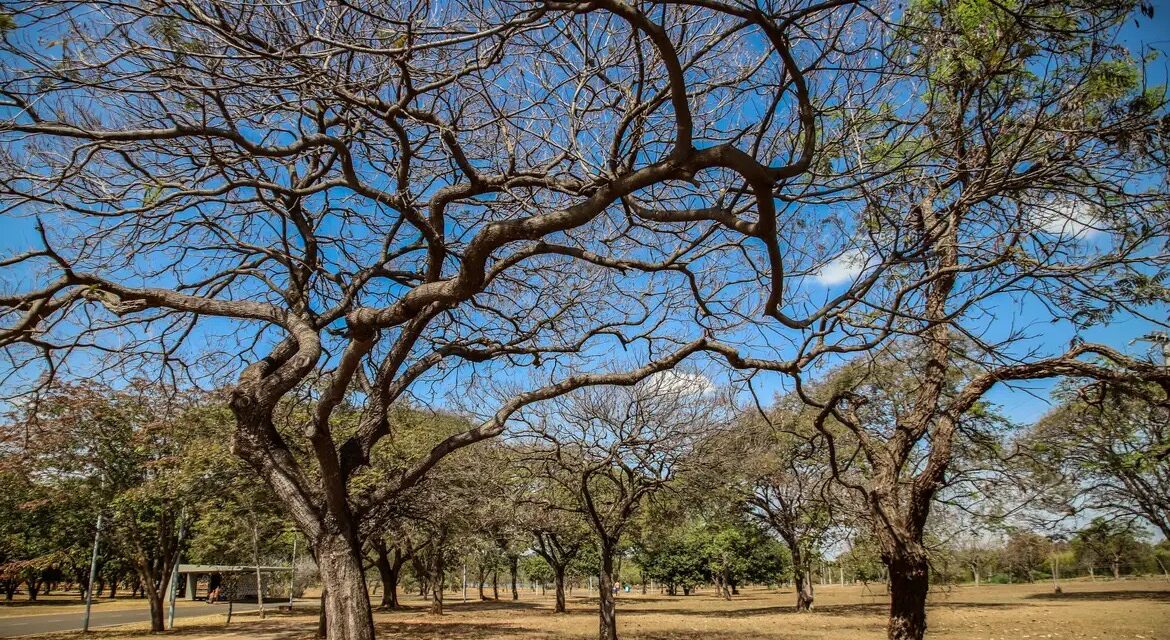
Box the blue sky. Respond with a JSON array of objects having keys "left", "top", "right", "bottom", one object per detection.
[{"left": 1, "top": 2, "right": 1168, "bottom": 428}]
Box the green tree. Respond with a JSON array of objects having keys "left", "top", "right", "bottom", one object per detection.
[
  {"left": 1028, "top": 382, "right": 1170, "bottom": 540},
  {"left": 1072, "top": 518, "right": 1148, "bottom": 580}
]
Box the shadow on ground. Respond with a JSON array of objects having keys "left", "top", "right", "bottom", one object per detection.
[
  {"left": 375, "top": 620, "right": 542, "bottom": 639},
  {"left": 619, "top": 599, "right": 1022, "bottom": 619},
  {"left": 0, "top": 598, "right": 139, "bottom": 609},
  {"left": 1027, "top": 589, "right": 1170, "bottom": 602}
]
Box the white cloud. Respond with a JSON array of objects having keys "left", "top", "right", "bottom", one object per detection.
[
  {"left": 813, "top": 248, "right": 872, "bottom": 286},
  {"left": 1029, "top": 198, "right": 1101, "bottom": 240},
  {"left": 645, "top": 370, "right": 715, "bottom": 396}
]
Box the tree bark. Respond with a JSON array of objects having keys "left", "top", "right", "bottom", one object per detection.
[
  {"left": 510, "top": 556, "right": 519, "bottom": 600},
  {"left": 372, "top": 545, "right": 400, "bottom": 608},
  {"left": 886, "top": 549, "right": 930, "bottom": 640},
  {"left": 598, "top": 545, "right": 618, "bottom": 640},
  {"left": 792, "top": 554, "right": 814, "bottom": 611},
  {"left": 429, "top": 553, "right": 445, "bottom": 615},
  {"left": 316, "top": 534, "right": 376, "bottom": 640},
  {"left": 145, "top": 585, "right": 165, "bottom": 633},
  {"left": 553, "top": 566, "right": 567, "bottom": 613}
]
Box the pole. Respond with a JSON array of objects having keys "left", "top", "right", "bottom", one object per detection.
[
  {"left": 167, "top": 511, "right": 186, "bottom": 631},
  {"left": 462, "top": 563, "right": 467, "bottom": 603},
  {"left": 251, "top": 520, "right": 265, "bottom": 619},
  {"left": 82, "top": 510, "right": 104, "bottom": 633},
  {"left": 289, "top": 535, "right": 297, "bottom": 608}
]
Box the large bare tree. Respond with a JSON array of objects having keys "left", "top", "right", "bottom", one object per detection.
[
  {"left": 0, "top": 1, "right": 882, "bottom": 638},
  {"left": 711, "top": 1, "right": 1170, "bottom": 638}
]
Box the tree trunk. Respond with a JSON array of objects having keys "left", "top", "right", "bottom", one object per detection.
[
  {"left": 492, "top": 568, "right": 499, "bottom": 600},
  {"left": 553, "top": 566, "right": 567, "bottom": 613},
  {"left": 510, "top": 556, "right": 519, "bottom": 600},
  {"left": 108, "top": 578, "right": 119, "bottom": 599},
  {"left": 429, "top": 554, "right": 445, "bottom": 615},
  {"left": 317, "top": 589, "right": 327, "bottom": 638},
  {"left": 792, "top": 553, "right": 814, "bottom": 611},
  {"left": 315, "top": 534, "right": 376, "bottom": 640},
  {"left": 146, "top": 585, "right": 166, "bottom": 633},
  {"left": 886, "top": 550, "right": 930, "bottom": 640},
  {"left": 598, "top": 545, "right": 618, "bottom": 640},
  {"left": 373, "top": 548, "right": 400, "bottom": 608}
]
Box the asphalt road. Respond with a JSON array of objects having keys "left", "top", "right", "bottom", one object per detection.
[{"left": 0, "top": 602, "right": 265, "bottom": 638}]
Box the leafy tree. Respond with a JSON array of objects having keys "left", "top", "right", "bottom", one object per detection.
[
  {"left": 1072, "top": 517, "right": 1148, "bottom": 580},
  {"left": 1003, "top": 531, "right": 1052, "bottom": 583},
  {"left": 737, "top": 402, "right": 847, "bottom": 610},
  {"left": 1028, "top": 382, "right": 1170, "bottom": 539}
]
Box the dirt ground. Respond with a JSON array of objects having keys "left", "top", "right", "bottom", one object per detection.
[{"left": 7, "top": 578, "right": 1169, "bottom": 640}]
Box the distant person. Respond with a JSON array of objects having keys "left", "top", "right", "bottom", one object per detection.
[{"left": 207, "top": 586, "right": 220, "bottom": 604}]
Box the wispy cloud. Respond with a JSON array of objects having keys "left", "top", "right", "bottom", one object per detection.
[
  {"left": 1029, "top": 198, "right": 1101, "bottom": 240},
  {"left": 646, "top": 370, "right": 715, "bottom": 395},
  {"left": 813, "top": 248, "right": 872, "bottom": 286}
]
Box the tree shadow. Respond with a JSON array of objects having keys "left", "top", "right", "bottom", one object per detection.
[
  {"left": 621, "top": 600, "right": 1021, "bottom": 619},
  {"left": 0, "top": 598, "right": 116, "bottom": 609},
  {"left": 5, "top": 619, "right": 316, "bottom": 640},
  {"left": 1027, "top": 590, "right": 1170, "bottom": 602},
  {"left": 437, "top": 599, "right": 546, "bottom": 613},
  {"left": 374, "top": 620, "right": 540, "bottom": 638}
]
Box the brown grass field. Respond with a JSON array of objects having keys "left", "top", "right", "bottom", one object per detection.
[{"left": 6, "top": 578, "right": 1169, "bottom": 640}]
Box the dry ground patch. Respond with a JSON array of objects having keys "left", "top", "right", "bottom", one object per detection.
[{"left": 8, "top": 579, "right": 1169, "bottom": 640}]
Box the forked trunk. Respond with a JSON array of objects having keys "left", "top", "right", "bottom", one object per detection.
[
  {"left": 316, "top": 534, "right": 376, "bottom": 640},
  {"left": 886, "top": 550, "right": 929, "bottom": 640},
  {"left": 374, "top": 554, "right": 399, "bottom": 608}
]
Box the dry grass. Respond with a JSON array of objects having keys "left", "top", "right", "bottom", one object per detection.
[
  {"left": 8, "top": 578, "right": 1170, "bottom": 640},
  {"left": 0, "top": 596, "right": 158, "bottom": 619}
]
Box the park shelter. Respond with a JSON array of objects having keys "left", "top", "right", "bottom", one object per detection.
[{"left": 176, "top": 564, "right": 292, "bottom": 601}]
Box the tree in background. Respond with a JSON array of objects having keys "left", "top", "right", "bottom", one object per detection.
[
  {"left": 516, "top": 376, "right": 723, "bottom": 640},
  {"left": 737, "top": 399, "right": 848, "bottom": 611},
  {"left": 3, "top": 382, "right": 223, "bottom": 631},
  {"left": 1028, "top": 382, "right": 1170, "bottom": 540},
  {"left": 1072, "top": 518, "right": 1148, "bottom": 580}
]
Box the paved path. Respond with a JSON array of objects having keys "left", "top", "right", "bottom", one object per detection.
[{"left": 0, "top": 603, "right": 264, "bottom": 637}]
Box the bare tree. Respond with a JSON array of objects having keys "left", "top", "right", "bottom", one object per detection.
[
  {"left": 0, "top": 1, "right": 879, "bottom": 637},
  {"left": 516, "top": 373, "right": 723, "bottom": 640}
]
